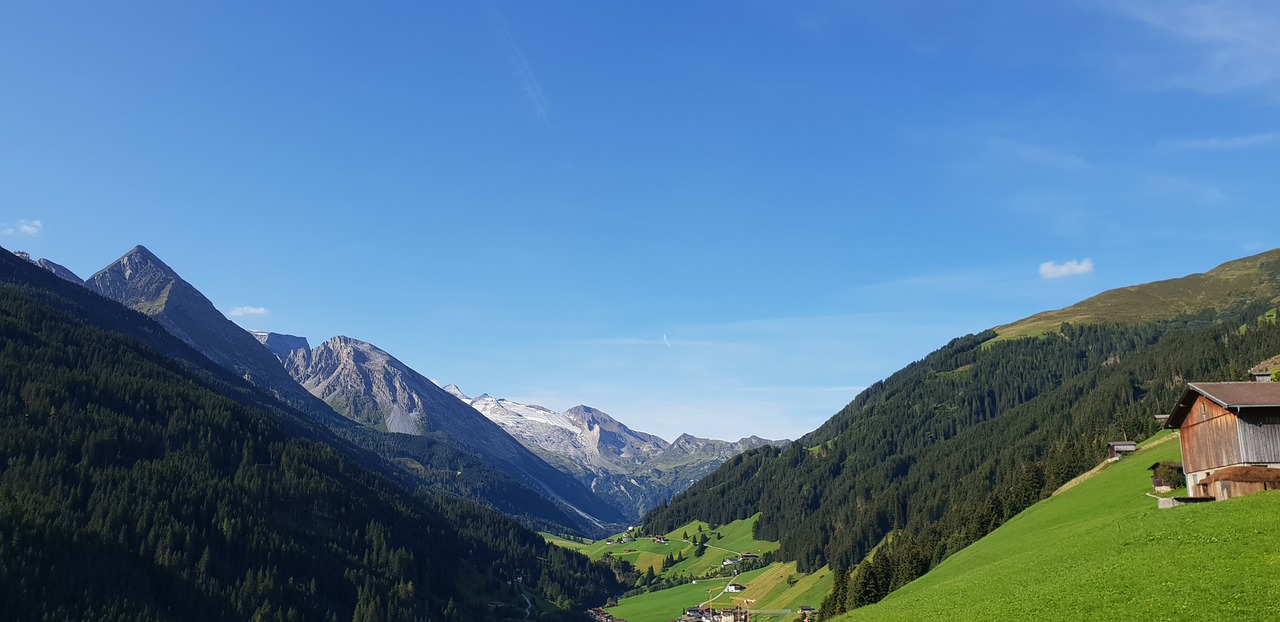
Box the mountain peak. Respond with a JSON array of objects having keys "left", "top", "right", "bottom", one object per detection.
[
  {"left": 10, "top": 250, "right": 83, "bottom": 285},
  {"left": 252, "top": 331, "right": 311, "bottom": 360},
  {"left": 440, "top": 384, "right": 469, "bottom": 401},
  {"left": 120, "top": 244, "right": 176, "bottom": 275}
]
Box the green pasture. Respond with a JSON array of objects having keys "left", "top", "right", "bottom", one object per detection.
[{"left": 841, "top": 432, "right": 1280, "bottom": 621}]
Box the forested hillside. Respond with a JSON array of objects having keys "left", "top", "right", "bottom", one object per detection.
[
  {"left": 645, "top": 251, "right": 1280, "bottom": 611},
  {"left": 0, "top": 249, "right": 620, "bottom": 621}
]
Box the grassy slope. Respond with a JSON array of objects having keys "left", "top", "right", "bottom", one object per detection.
[
  {"left": 581, "top": 515, "right": 779, "bottom": 575},
  {"left": 599, "top": 516, "right": 825, "bottom": 622},
  {"left": 995, "top": 247, "right": 1280, "bottom": 339},
  {"left": 842, "top": 433, "right": 1280, "bottom": 621}
]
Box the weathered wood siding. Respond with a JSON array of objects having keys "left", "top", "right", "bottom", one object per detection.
[
  {"left": 1238, "top": 415, "right": 1280, "bottom": 463},
  {"left": 1207, "top": 479, "right": 1280, "bottom": 501},
  {"left": 1180, "top": 396, "right": 1241, "bottom": 473}
]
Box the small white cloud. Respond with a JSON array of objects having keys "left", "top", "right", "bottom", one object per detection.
[
  {"left": 663, "top": 334, "right": 672, "bottom": 348},
  {"left": 1040, "top": 259, "right": 1095, "bottom": 279},
  {"left": 230, "top": 306, "right": 270, "bottom": 317},
  {"left": 2, "top": 219, "right": 42, "bottom": 236}
]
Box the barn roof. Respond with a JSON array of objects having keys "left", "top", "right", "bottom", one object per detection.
[
  {"left": 1248, "top": 355, "right": 1280, "bottom": 376},
  {"left": 1164, "top": 382, "right": 1280, "bottom": 429},
  {"left": 1199, "top": 466, "right": 1280, "bottom": 485}
]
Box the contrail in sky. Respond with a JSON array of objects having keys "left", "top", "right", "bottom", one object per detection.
[
  {"left": 489, "top": 1, "right": 550, "bottom": 122},
  {"left": 663, "top": 334, "right": 671, "bottom": 348}
]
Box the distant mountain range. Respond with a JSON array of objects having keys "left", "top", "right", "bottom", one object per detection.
[
  {"left": 265, "top": 332, "right": 626, "bottom": 527},
  {"left": 443, "top": 386, "right": 784, "bottom": 518},
  {"left": 11, "top": 245, "right": 779, "bottom": 526}
]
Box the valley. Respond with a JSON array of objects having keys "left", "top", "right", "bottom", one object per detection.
[
  {"left": 8, "top": 6, "right": 1280, "bottom": 621},
  {"left": 5, "top": 243, "right": 1280, "bottom": 621}
]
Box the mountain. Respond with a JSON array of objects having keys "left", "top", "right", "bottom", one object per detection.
[
  {"left": 645, "top": 247, "right": 1280, "bottom": 608},
  {"left": 81, "top": 246, "right": 617, "bottom": 535},
  {"left": 272, "top": 334, "right": 628, "bottom": 529},
  {"left": 449, "top": 389, "right": 667, "bottom": 472},
  {"left": 446, "top": 386, "right": 783, "bottom": 519},
  {"left": 997, "top": 248, "right": 1280, "bottom": 338},
  {"left": 0, "top": 245, "right": 620, "bottom": 620},
  {"left": 250, "top": 330, "right": 309, "bottom": 360},
  {"left": 10, "top": 249, "right": 83, "bottom": 284},
  {"left": 83, "top": 245, "right": 344, "bottom": 425}
]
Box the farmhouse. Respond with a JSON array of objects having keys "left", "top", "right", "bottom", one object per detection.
[{"left": 1161, "top": 382, "right": 1280, "bottom": 496}]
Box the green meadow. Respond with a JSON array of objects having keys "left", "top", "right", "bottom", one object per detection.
[
  {"left": 579, "top": 514, "right": 779, "bottom": 575},
  {"left": 593, "top": 516, "right": 824, "bottom": 622},
  {"left": 841, "top": 432, "right": 1280, "bottom": 621}
]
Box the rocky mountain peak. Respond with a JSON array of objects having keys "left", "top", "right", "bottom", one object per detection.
[
  {"left": 9, "top": 250, "right": 83, "bottom": 285},
  {"left": 86, "top": 245, "right": 189, "bottom": 316},
  {"left": 251, "top": 331, "right": 311, "bottom": 360},
  {"left": 83, "top": 245, "right": 344, "bottom": 427},
  {"left": 449, "top": 388, "right": 785, "bottom": 519},
  {"left": 441, "top": 384, "right": 469, "bottom": 400}
]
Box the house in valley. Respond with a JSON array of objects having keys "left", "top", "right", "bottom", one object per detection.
[{"left": 1161, "top": 382, "right": 1280, "bottom": 498}]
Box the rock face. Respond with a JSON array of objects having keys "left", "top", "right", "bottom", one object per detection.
[
  {"left": 271, "top": 334, "right": 627, "bottom": 527},
  {"left": 10, "top": 250, "right": 83, "bottom": 285},
  {"left": 83, "top": 246, "right": 343, "bottom": 424},
  {"left": 251, "top": 331, "right": 310, "bottom": 361},
  {"left": 446, "top": 386, "right": 786, "bottom": 519},
  {"left": 73, "top": 245, "right": 620, "bottom": 534}
]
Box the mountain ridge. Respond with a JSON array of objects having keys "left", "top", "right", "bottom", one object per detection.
[
  {"left": 996, "top": 248, "right": 1280, "bottom": 339},
  {"left": 273, "top": 334, "right": 629, "bottom": 528},
  {"left": 0, "top": 244, "right": 620, "bottom": 620},
  {"left": 444, "top": 384, "right": 785, "bottom": 519},
  {"left": 80, "top": 245, "right": 622, "bottom": 535},
  {"left": 83, "top": 245, "right": 346, "bottom": 426},
  {"left": 645, "top": 246, "right": 1280, "bottom": 609}
]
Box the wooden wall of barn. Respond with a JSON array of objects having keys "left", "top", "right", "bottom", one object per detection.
[
  {"left": 1180, "top": 396, "right": 1241, "bottom": 473},
  {"left": 1238, "top": 415, "right": 1280, "bottom": 463},
  {"left": 1207, "top": 479, "right": 1280, "bottom": 501}
]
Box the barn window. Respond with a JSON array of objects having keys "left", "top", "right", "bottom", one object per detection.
[{"left": 1200, "top": 402, "right": 1207, "bottom": 414}]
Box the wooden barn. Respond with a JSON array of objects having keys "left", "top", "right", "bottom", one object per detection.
[
  {"left": 1162, "top": 382, "right": 1280, "bottom": 494},
  {"left": 1248, "top": 355, "right": 1280, "bottom": 382},
  {"left": 1107, "top": 440, "right": 1137, "bottom": 460}
]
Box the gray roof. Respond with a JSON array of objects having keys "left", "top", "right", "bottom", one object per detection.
[{"left": 1165, "top": 382, "right": 1280, "bottom": 429}]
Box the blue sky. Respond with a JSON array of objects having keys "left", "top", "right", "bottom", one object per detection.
[{"left": 3, "top": 1, "right": 1278, "bottom": 441}]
